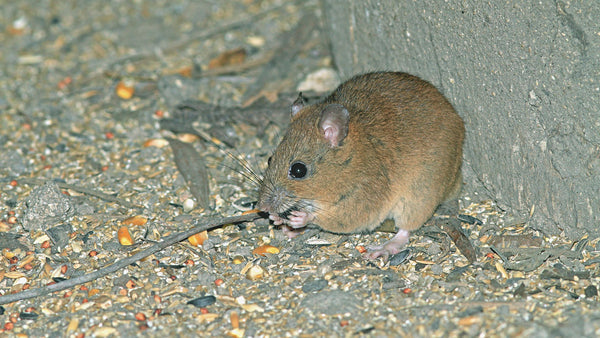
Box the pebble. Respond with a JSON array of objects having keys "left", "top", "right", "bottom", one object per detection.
[{"left": 302, "top": 279, "right": 328, "bottom": 293}]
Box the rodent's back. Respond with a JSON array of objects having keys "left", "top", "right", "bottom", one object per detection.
[
  {"left": 258, "top": 72, "right": 464, "bottom": 234},
  {"left": 327, "top": 72, "right": 464, "bottom": 207}
]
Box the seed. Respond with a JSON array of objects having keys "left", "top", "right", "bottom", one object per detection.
[
  {"left": 126, "top": 280, "right": 136, "bottom": 289},
  {"left": 118, "top": 227, "right": 134, "bottom": 246},
  {"left": 458, "top": 315, "right": 481, "bottom": 326},
  {"left": 246, "top": 265, "right": 265, "bottom": 281},
  {"left": 188, "top": 231, "right": 208, "bottom": 246},
  {"left": 121, "top": 215, "right": 147, "bottom": 226},
  {"left": 252, "top": 245, "right": 279, "bottom": 256},
  {"left": 143, "top": 138, "right": 169, "bottom": 148},
  {"left": 230, "top": 311, "right": 239, "bottom": 329},
  {"left": 116, "top": 81, "right": 135, "bottom": 99},
  {"left": 187, "top": 295, "right": 216, "bottom": 308}
]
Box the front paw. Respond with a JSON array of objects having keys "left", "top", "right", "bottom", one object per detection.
[
  {"left": 268, "top": 213, "right": 285, "bottom": 225},
  {"left": 287, "top": 210, "right": 315, "bottom": 228}
]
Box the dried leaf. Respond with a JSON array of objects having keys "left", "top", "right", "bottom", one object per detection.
[
  {"left": 440, "top": 218, "right": 477, "bottom": 263},
  {"left": 166, "top": 137, "right": 210, "bottom": 210}
]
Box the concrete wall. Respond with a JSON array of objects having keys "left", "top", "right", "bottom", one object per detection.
[{"left": 322, "top": 0, "right": 600, "bottom": 238}]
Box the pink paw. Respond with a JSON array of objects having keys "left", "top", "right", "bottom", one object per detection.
[
  {"left": 281, "top": 225, "right": 305, "bottom": 238},
  {"left": 287, "top": 210, "right": 314, "bottom": 229},
  {"left": 363, "top": 229, "right": 410, "bottom": 261},
  {"left": 268, "top": 211, "right": 314, "bottom": 238},
  {"left": 268, "top": 214, "right": 284, "bottom": 225}
]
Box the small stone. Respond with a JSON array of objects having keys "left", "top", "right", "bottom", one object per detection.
[
  {"left": 302, "top": 279, "right": 328, "bottom": 293},
  {"left": 183, "top": 198, "right": 195, "bottom": 212},
  {"left": 299, "top": 290, "right": 362, "bottom": 316},
  {"left": 584, "top": 285, "right": 598, "bottom": 298},
  {"left": 22, "top": 181, "right": 75, "bottom": 231}
]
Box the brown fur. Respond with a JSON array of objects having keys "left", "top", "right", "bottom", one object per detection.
[{"left": 258, "top": 72, "right": 464, "bottom": 234}]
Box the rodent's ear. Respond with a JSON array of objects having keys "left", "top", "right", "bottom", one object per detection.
[
  {"left": 319, "top": 104, "right": 349, "bottom": 147},
  {"left": 291, "top": 92, "right": 306, "bottom": 118}
]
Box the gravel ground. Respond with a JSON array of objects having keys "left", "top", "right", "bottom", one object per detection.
[{"left": 2, "top": 1, "right": 600, "bottom": 337}]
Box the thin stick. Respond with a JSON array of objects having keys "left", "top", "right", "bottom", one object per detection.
[
  {"left": 0, "top": 212, "right": 262, "bottom": 305},
  {"left": 103, "top": 1, "right": 304, "bottom": 70},
  {"left": 4, "top": 177, "right": 141, "bottom": 209}
]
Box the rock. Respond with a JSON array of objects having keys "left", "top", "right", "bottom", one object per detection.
[
  {"left": 300, "top": 290, "right": 362, "bottom": 315},
  {"left": 321, "top": 0, "right": 600, "bottom": 238},
  {"left": 22, "top": 181, "right": 75, "bottom": 231}
]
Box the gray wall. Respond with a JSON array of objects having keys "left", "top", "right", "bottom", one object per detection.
[{"left": 322, "top": 0, "right": 600, "bottom": 238}]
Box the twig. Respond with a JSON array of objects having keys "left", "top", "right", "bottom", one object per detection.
[
  {"left": 195, "top": 50, "right": 275, "bottom": 77},
  {"left": 3, "top": 177, "right": 142, "bottom": 209},
  {"left": 102, "top": 1, "right": 304, "bottom": 71},
  {"left": 0, "top": 212, "right": 262, "bottom": 305},
  {"left": 398, "top": 300, "right": 529, "bottom": 312}
]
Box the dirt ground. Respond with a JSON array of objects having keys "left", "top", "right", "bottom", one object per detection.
[{"left": 1, "top": 1, "right": 599, "bottom": 337}]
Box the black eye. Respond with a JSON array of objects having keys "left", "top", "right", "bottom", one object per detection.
[
  {"left": 267, "top": 156, "right": 272, "bottom": 165},
  {"left": 289, "top": 161, "right": 307, "bottom": 179}
]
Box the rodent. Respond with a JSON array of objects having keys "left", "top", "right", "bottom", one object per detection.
[{"left": 257, "top": 71, "right": 465, "bottom": 260}]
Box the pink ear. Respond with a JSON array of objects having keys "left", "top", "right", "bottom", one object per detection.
[
  {"left": 319, "top": 104, "right": 349, "bottom": 147},
  {"left": 291, "top": 92, "right": 306, "bottom": 117}
]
